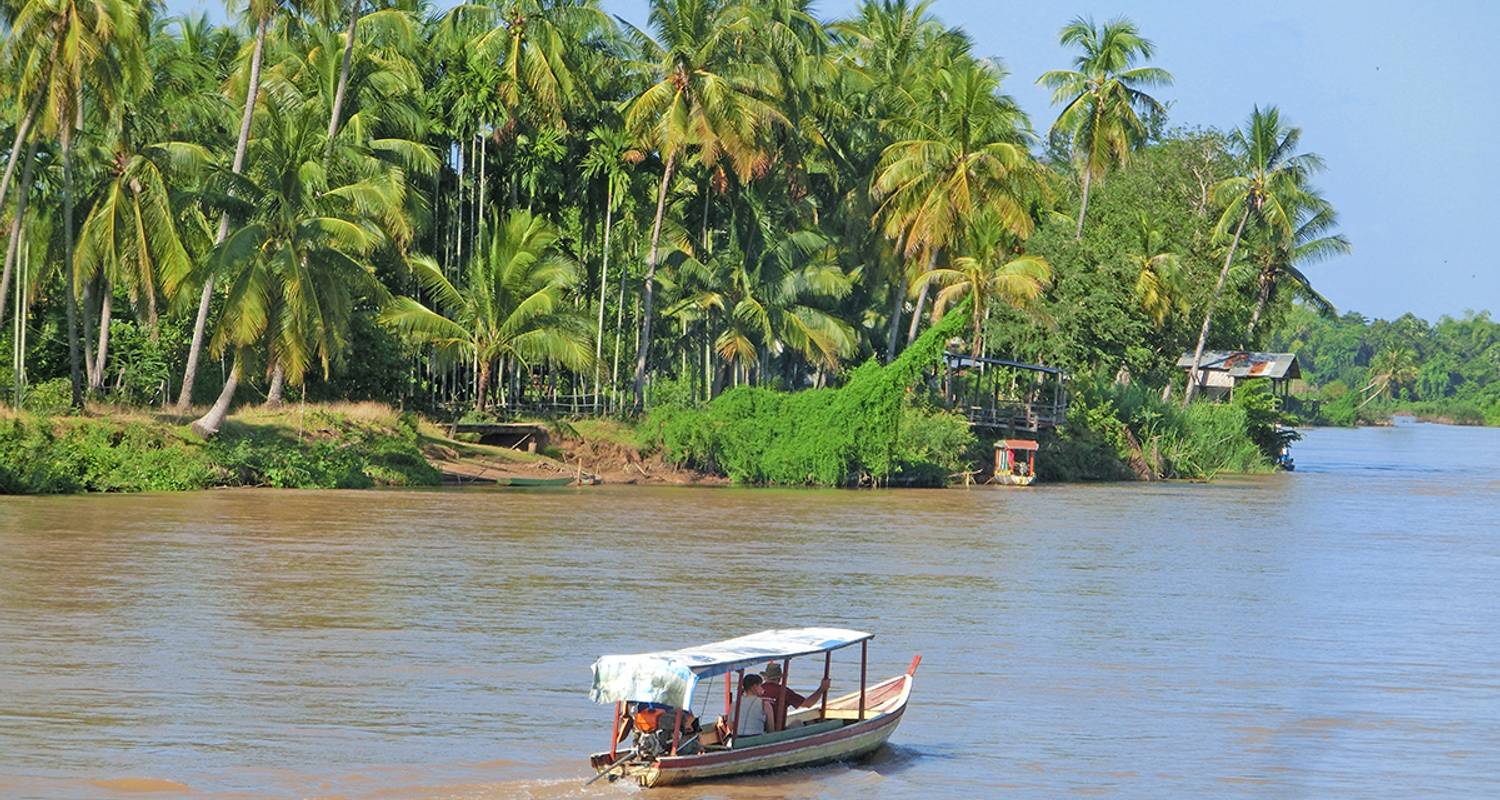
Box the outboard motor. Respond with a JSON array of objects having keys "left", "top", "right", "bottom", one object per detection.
[
  {"left": 635, "top": 727, "right": 673, "bottom": 758},
  {"left": 631, "top": 706, "right": 673, "bottom": 758},
  {"left": 629, "top": 705, "right": 698, "bottom": 758}
]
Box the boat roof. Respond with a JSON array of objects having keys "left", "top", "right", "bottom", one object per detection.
[
  {"left": 589, "top": 627, "right": 873, "bottom": 706},
  {"left": 1175, "top": 350, "right": 1301, "bottom": 380}
]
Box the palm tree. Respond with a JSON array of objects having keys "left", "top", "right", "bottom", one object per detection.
[
  {"left": 0, "top": 0, "right": 60, "bottom": 233},
  {"left": 622, "top": 0, "right": 786, "bottom": 409},
  {"left": 580, "top": 123, "right": 640, "bottom": 400},
  {"left": 190, "top": 101, "right": 391, "bottom": 435},
  {"left": 8, "top": 0, "right": 147, "bottom": 406},
  {"left": 872, "top": 56, "right": 1040, "bottom": 351},
  {"left": 0, "top": 119, "right": 44, "bottom": 330},
  {"left": 665, "top": 227, "right": 855, "bottom": 382},
  {"left": 437, "top": 0, "right": 604, "bottom": 127},
  {"left": 321, "top": 1, "right": 418, "bottom": 160},
  {"left": 1183, "top": 105, "right": 1322, "bottom": 404},
  {"left": 74, "top": 135, "right": 208, "bottom": 388},
  {"left": 829, "top": 0, "right": 961, "bottom": 360},
  {"left": 1038, "top": 15, "right": 1170, "bottom": 240},
  {"left": 0, "top": 86, "right": 47, "bottom": 246},
  {"left": 379, "top": 210, "right": 592, "bottom": 410},
  {"left": 177, "top": 0, "right": 286, "bottom": 412},
  {"left": 1360, "top": 346, "right": 1416, "bottom": 408},
  {"left": 917, "top": 209, "right": 1050, "bottom": 355},
  {"left": 1244, "top": 188, "right": 1349, "bottom": 339},
  {"left": 1127, "top": 213, "right": 1186, "bottom": 328}
]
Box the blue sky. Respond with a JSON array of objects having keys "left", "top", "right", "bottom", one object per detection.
[{"left": 166, "top": 0, "right": 1498, "bottom": 321}]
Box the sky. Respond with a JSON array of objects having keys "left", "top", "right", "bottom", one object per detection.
[{"left": 165, "top": 0, "right": 1499, "bottom": 322}]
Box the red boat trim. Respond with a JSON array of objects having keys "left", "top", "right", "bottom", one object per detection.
[{"left": 655, "top": 704, "right": 905, "bottom": 770}]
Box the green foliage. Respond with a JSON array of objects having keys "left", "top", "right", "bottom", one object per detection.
[
  {"left": 1230, "top": 380, "right": 1296, "bottom": 461},
  {"left": 1167, "top": 403, "right": 1267, "bottom": 479},
  {"left": 0, "top": 416, "right": 217, "bottom": 493},
  {"left": 0, "top": 408, "right": 438, "bottom": 494},
  {"left": 1274, "top": 307, "right": 1500, "bottom": 426},
  {"left": 644, "top": 305, "right": 974, "bottom": 485},
  {"left": 23, "top": 379, "right": 74, "bottom": 416},
  {"left": 1039, "top": 375, "right": 1274, "bottom": 481}
]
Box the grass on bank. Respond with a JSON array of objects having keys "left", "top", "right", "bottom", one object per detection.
[
  {"left": 3, "top": 353, "right": 1289, "bottom": 494},
  {"left": 0, "top": 399, "right": 440, "bottom": 494}
]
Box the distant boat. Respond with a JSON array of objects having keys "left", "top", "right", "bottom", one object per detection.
[
  {"left": 586, "top": 628, "right": 918, "bottom": 788},
  {"left": 493, "top": 475, "right": 580, "bottom": 487},
  {"left": 994, "top": 438, "right": 1038, "bottom": 486}
]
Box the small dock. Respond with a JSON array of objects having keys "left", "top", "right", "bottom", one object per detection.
[
  {"left": 447, "top": 422, "right": 550, "bottom": 452},
  {"left": 941, "top": 352, "right": 1068, "bottom": 433}
]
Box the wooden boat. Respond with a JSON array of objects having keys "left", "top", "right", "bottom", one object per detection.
[
  {"left": 586, "top": 628, "right": 917, "bottom": 788},
  {"left": 494, "top": 475, "right": 578, "bottom": 487},
  {"left": 993, "top": 438, "right": 1038, "bottom": 486}
]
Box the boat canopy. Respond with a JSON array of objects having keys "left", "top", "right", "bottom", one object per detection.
[{"left": 589, "top": 627, "right": 873, "bottom": 707}]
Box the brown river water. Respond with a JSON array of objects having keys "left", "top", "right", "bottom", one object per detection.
[{"left": 2, "top": 421, "right": 1498, "bottom": 799}]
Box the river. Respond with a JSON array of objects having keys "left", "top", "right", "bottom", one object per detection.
[{"left": 2, "top": 420, "right": 1497, "bottom": 798}]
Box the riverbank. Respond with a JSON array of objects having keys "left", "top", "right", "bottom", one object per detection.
[
  {"left": 1, "top": 387, "right": 1283, "bottom": 494},
  {"left": 0, "top": 404, "right": 730, "bottom": 494}
]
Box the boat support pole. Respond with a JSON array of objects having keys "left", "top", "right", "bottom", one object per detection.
[
  {"left": 670, "top": 706, "right": 683, "bottom": 755},
  {"left": 731, "top": 669, "right": 744, "bottom": 739},
  {"left": 820, "top": 652, "right": 831, "bottom": 720},
  {"left": 779, "top": 658, "right": 791, "bottom": 730},
  {"left": 858, "top": 640, "right": 868, "bottom": 721},
  {"left": 610, "top": 701, "right": 621, "bottom": 760}
]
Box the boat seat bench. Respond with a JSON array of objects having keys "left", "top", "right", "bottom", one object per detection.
[{"left": 732, "top": 719, "right": 843, "bottom": 749}]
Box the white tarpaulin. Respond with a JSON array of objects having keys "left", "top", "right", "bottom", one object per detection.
[{"left": 589, "top": 627, "right": 873, "bottom": 706}]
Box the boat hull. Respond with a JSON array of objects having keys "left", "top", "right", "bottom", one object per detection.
[{"left": 611, "top": 673, "right": 913, "bottom": 788}]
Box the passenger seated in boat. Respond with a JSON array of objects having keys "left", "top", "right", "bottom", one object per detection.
[
  {"left": 759, "top": 663, "right": 831, "bottom": 727},
  {"left": 731, "top": 674, "right": 776, "bottom": 737}
]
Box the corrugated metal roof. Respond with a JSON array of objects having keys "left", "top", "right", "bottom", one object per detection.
[{"left": 1177, "top": 351, "right": 1301, "bottom": 380}]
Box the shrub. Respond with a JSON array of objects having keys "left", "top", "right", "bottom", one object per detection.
[
  {"left": 23, "top": 379, "right": 73, "bottom": 416},
  {"left": 643, "top": 306, "right": 974, "bottom": 486},
  {"left": 0, "top": 405, "right": 439, "bottom": 494}
]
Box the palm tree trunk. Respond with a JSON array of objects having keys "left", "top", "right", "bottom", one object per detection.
[
  {"left": 1246, "top": 272, "right": 1273, "bottom": 340},
  {"left": 476, "top": 358, "right": 491, "bottom": 410},
  {"left": 904, "top": 250, "right": 937, "bottom": 345},
  {"left": 0, "top": 134, "right": 41, "bottom": 329},
  {"left": 905, "top": 280, "right": 929, "bottom": 345},
  {"left": 11, "top": 229, "right": 27, "bottom": 406},
  {"left": 266, "top": 362, "right": 285, "bottom": 406},
  {"left": 1074, "top": 168, "right": 1093, "bottom": 240},
  {"left": 632, "top": 152, "right": 676, "bottom": 411},
  {"left": 1184, "top": 205, "right": 1251, "bottom": 406},
  {"left": 324, "top": 0, "right": 360, "bottom": 161},
  {"left": 971, "top": 298, "right": 984, "bottom": 357},
  {"left": 611, "top": 251, "right": 627, "bottom": 412},
  {"left": 63, "top": 128, "right": 84, "bottom": 408},
  {"left": 82, "top": 278, "right": 99, "bottom": 388},
  {"left": 593, "top": 186, "right": 613, "bottom": 403},
  {"left": 177, "top": 16, "right": 268, "bottom": 411},
  {"left": 884, "top": 280, "right": 903, "bottom": 362},
  {"left": 0, "top": 91, "right": 43, "bottom": 231},
  {"left": 191, "top": 355, "right": 241, "bottom": 436},
  {"left": 91, "top": 281, "right": 112, "bottom": 391},
  {"left": 146, "top": 269, "right": 159, "bottom": 339}
]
